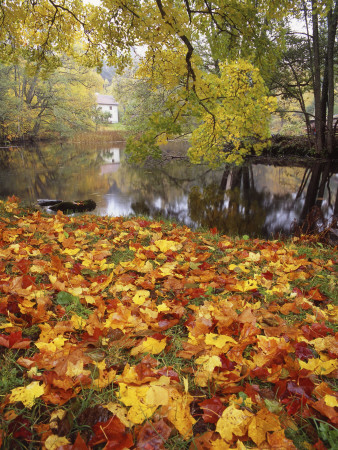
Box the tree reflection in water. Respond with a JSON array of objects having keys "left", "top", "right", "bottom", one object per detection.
[{"left": 0, "top": 142, "right": 337, "bottom": 239}]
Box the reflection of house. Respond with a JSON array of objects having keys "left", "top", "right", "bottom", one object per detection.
[
  {"left": 100, "top": 148, "right": 121, "bottom": 175},
  {"left": 95, "top": 94, "right": 119, "bottom": 123},
  {"left": 100, "top": 148, "right": 121, "bottom": 164}
]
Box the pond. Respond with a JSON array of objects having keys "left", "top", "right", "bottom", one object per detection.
[{"left": 0, "top": 141, "right": 337, "bottom": 239}]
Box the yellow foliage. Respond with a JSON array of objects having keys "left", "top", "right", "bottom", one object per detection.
[
  {"left": 155, "top": 239, "right": 183, "bottom": 252},
  {"left": 130, "top": 336, "right": 167, "bottom": 355},
  {"left": 216, "top": 404, "right": 253, "bottom": 441},
  {"left": 9, "top": 381, "right": 45, "bottom": 408}
]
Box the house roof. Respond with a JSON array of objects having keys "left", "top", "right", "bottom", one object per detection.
[{"left": 95, "top": 93, "right": 118, "bottom": 105}]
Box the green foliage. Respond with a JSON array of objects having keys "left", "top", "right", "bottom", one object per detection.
[
  {"left": 0, "top": 57, "right": 103, "bottom": 142},
  {"left": 315, "top": 420, "right": 338, "bottom": 448},
  {"left": 56, "top": 292, "right": 91, "bottom": 319}
]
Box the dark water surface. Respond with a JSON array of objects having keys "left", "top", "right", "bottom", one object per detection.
[{"left": 0, "top": 141, "right": 337, "bottom": 238}]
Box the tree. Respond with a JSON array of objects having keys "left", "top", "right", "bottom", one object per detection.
[
  {"left": 92, "top": 0, "right": 288, "bottom": 166},
  {"left": 269, "top": 33, "right": 314, "bottom": 135},
  {"left": 272, "top": 1, "right": 338, "bottom": 155},
  {"left": 2, "top": 0, "right": 336, "bottom": 161},
  {"left": 0, "top": 65, "right": 21, "bottom": 142},
  {"left": 0, "top": 1, "right": 94, "bottom": 69},
  {"left": 0, "top": 57, "right": 103, "bottom": 142}
]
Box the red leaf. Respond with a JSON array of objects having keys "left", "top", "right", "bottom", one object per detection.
[
  {"left": 15, "top": 259, "right": 31, "bottom": 274},
  {"left": 21, "top": 275, "right": 36, "bottom": 289},
  {"left": 244, "top": 383, "right": 261, "bottom": 402},
  {"left": 150, "top": 333, "right": 166, "bottom": 341},
  {"left": 41, "top": 244, "right": 53, "bottom": 254},
  {"left": 157, "top": 313, "right": 180, "bottom": 330},
  {"left": 314, "top": 440, "right": 328, "bottom": 450},
  {"left": 307, "top": 288, "right": 327, "bottom": 302},
  {"left": 89, "top": 416, "right": 133, "bottom": 448},
  {"left": 157, "top": 367, "right": 180, "bottom": 382},
  {"left": 184, "top": 288, "right": 205, "bottom": 299},
  {"left": 71, "top": 263, "right": 83, "bottom": 275},
  {"left": 302, "top": 323, "right": 334, "bottom": 340},
  {"left": 8, "top": 415, "right": 32, "bottom": 440},
  {"left": 0, "top": 331, "right": 30, "bottom": 349},
  {"left": 136, "top": 419, "right": 172, "bottom": 449},
  {"left": 135, "top": 362, "right": 158, "bottom": 380},
  {"left": 58, "top": 433, "right": 89, "bottom": 450},
  {"left": 142, "top": 250, "right": 156, "bottom": 260},
  {"left": 138, "top": 220, "right": 151, "bottom": 227},
  {"left": 262, "top": 271, "right": 274, "bottom": 280},
  {"left": 199, "top": 397, "right": 225, "bottom": 423},
  {"left": 215, "top": 354, "right": 236, "bottom": 372},
  {"left": 295, "top": 342, "right": 314, "bottom": 361}
]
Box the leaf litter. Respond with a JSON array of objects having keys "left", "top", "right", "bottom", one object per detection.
[{"left": 0, "top": 196, "right": 337, "bottom": 449}]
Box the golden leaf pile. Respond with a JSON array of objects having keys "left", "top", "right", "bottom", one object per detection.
[{"left": 0, "top": 196, "right": 337, "bottom": 449}]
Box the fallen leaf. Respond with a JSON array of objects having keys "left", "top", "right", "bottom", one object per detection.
[{"left": 9, "top": 381, "right": 45, "bottom": 407}]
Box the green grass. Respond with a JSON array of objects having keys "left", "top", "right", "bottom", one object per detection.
[
  {"left": 0, "top": 351, "right": 25, "bottom": 397},
  {"left": 99, "top": 123, "right": 127, "bottom": 132}
]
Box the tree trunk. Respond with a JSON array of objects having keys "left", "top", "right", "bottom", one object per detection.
[
  {"left": 326, "top": 0, "right": 338, "bottom": 156},
  {"left": 311, "top": 0, "right": 325, "bottom": 154}
]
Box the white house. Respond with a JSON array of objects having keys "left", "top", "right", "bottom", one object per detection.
[{"left": 95, "top": 93, "right": 119, "bottom": 123}]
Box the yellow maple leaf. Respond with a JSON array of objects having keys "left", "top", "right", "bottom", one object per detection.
[
  {"left": 212, "top": 439, "right": 246, "bottom": 449},
  {"left": 205, "top": 333, "right": 237, "bottom": 349},
  {"left": 234, "top": 279, "right": 258, "bottom": 292},
  {"left": 70, "top": 314, "right": 86, "bottom": 330},
  {"left": 29, "top": 264, "right": 45, "bottom": 273},
  {"left": 140, "top": 307, "right": 158, "bottom": 319},
  {"left": 130, "top": 336, "right": 166, "bottom": 355},
  {"left": 195, "top": 355, "right": 222, "bottom": 372},
  {"left": 157, "top": 303, "right": 170, "bottom": 312},
  {"left": 311, "top": 336, "right": 336, "bottom": 353},
  {"left": 45, "top": 435, "right": 70, "bottom": 450},
  {"left": 119, "top": 383, "right": 157, "bottom": 424},
  {"left": 299, "top": 358, "right": 337, "bottom": 375},
  {"left": 9, "top": 381, "right": 45, "bottom": 407},
  {"left": 84, "top": 295, "right": 96, "bottom": 304},
  {"left": 66, "top": 359, "right": 91, "bottom": 378},
  {"left": 61, "top": 248, "right": 80, "bottom": 255},
  {"left": 155, "top": 239, "right": 182, "bottom": 253},
  {"left": 91, "top": 361, "right": 116, "bottom": 389},
  {"left": 132, "top": 290, "right": 150, "bottom": 305},
  {"left": 103, "top": 402, "right": 132, "bottom": 427},
  {"left": 146, "top": 385, "right": 169, "bottom": 406},
  {"left": 166, "top": 388, "right": 196, "bottom": 438},
  {"left": 35, "top": 335, "right": 67, "bottom": 353},
  {"left": 247, "top": 408, "right": 281, "bottom": 446},
  {"left": 247, "top": 252, "right": 261, "bottom": 262},
  {"left": 68, "top": 286, "right": 83, "bottom": 296},
  {"left": 324, "top": 395, "right": 338, "bottom": 407},
  {"left": 159, "top": 261, "right": 178, "bottom": 276},
  {"left": 216, "top": 404, "right": 253, "bottom": 442}
]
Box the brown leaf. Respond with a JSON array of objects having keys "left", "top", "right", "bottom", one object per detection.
[{"left": 136, "top": 419, "right": 172, "bottom": 449}]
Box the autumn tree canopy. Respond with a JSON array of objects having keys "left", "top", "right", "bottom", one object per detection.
[{"left": 1, "top": 0, "right": 337, "bottom": 159}]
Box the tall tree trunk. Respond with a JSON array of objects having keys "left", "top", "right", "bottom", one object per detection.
[
  {"left": 311, "top": 0, "right": 325, "bottom": 154},
  {"left": 326, "top": 0, "right": 338, "bottom": 156}
]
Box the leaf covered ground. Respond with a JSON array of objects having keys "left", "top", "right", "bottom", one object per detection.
[{"left": 0, "top": 196, "right": 337, "bottom": 450}]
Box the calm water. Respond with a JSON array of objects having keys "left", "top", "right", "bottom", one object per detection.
[{"left": 0, "top": 141, "right": 337, "bottom": 238}]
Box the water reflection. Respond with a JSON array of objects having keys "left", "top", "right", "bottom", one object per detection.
[{"left": 0, "top": 142, "right": 337, "bottom": 238}]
